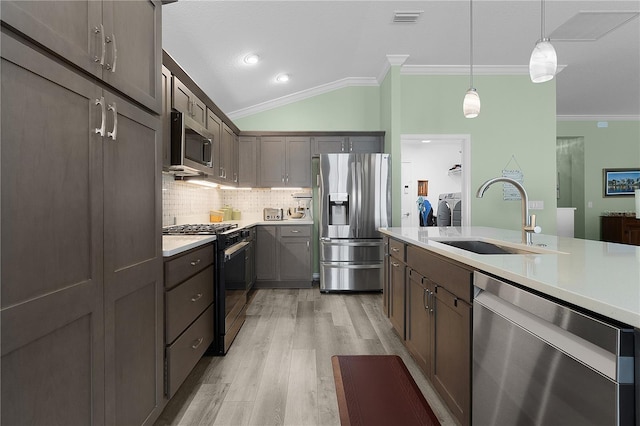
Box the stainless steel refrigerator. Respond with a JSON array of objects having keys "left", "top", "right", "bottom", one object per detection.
[{"left": 319, "top": 153, "right": 391, "bottom": 292}]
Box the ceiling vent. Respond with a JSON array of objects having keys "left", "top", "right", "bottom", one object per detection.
[
  {"left": 549, "top": 11, "right": 639, "bottom": 41},
  {"left": 393, "top": 10, "right": 423, "bottom": 24}
]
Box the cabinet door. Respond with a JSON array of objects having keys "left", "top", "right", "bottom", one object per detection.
[
  {"left": 102, "top": 91, "right": 163, "bottom": 426},
  {"left": 406, "top": 270, "right": 432, "bottom": 375},
  {"left": 256, "top": 226, "right": 277, "bottom": 280},
  {"left": 286, "top": 136, "right": 311, "bottom": 187},
  {"left": 206, "top": 109, "right": 222, "bottom": 179},
  {"left": 221, "top": 124, "right": 236, "bottom": 184},
  {"left": 279, "top": 237, "right": 311, "bottom": 280},
  {"left": 102, "top": 0, "right": 162, "bottom": 113},
  {"left": 314, "top": 136, "right": 346, "bottom": 155},
  {"left": 238, "top": 136, "right": 257, "bottom": 187},
  {"left": 389, "top": 258, "right": 406, "bottom": 339},
  {"left": 348, "top": 136, "right": 382, "bottom": 153},
  {"left": 172, "top": 76, "right": 206, "bottom": 127},
  {"left": 1, "top": 30, "right": 105, "bottom": 426},
  {"left": 259, "top": 136, "right": 286, "bottom": 187},
  {"left": 0, "top": 0, "right": 103, "bottom": 79},
  {"left": 432, "top": 285, "right": 471, "bottom": 426}
]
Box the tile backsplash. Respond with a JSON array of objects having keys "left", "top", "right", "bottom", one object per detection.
[{"left": 162, "top": 174, "right": 308, "bottom": 225}]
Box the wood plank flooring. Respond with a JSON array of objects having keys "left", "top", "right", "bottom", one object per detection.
[{"left": 154, "top": 288, "right": 458, "bottom": 426}]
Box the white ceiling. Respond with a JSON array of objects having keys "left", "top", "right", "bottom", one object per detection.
[{"left": 162, "top": 1, "right": 640, "bottom": 121}]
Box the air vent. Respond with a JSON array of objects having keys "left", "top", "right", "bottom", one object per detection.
[
  {"left": 549, "top": 11, "right": 639, "bottom": 41},
  {"left": 393, "top": 10, "right": 423, "bottom": 24}
]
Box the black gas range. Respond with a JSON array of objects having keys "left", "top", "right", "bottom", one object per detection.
[{"left": 163, "top": 222, "right": 250, "bottom": 355}]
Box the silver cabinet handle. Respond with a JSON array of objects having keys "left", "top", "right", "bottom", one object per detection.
[
  {"left": 190, "top": 293, "right": 203, "bottom": 302},
  {"left": 191, "top": 337, "right": 204, "bottom": 349},
  {"left": 391, "top": 247, "right": 400, "bottom": 252},
  {"left": 94, "top": 97, "right": 106, "bottom": 136},
  {"left": 286, "top": 174, "right": 289, "bottom": 183},
  {"left": 234, "top": 173, "right": 238, "bottom": 183},
  {"left": 423, "top": 287, "right": 429, "bottom": 310},
  {"left": 107, "top": 102, "right": 117, "bottom": 140},
  {"left": 93, "top": 24, "right": 106, "bottom": 65},
  {"left": 105, "top": 33, "right": 116, "bottom": 71},
  {"left": 290, "top": 230, "right": 300, "bottom": 233},
  {"left": 190, "top": 259, "right": 201, "bottom": 266},
  {"left": 391, "top": 261, "right": 400, "bottom": 267},
  {"left": 110, "top": 33, "right": 117, "bottom": 73}
]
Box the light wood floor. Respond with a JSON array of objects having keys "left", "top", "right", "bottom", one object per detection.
[{"left": 154, "top": 288, "right": 458, "bottom": 426}]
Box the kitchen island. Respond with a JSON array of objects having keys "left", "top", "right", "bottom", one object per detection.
[
  {"left": 379, "top": 226, "right": 640, "bottom": 327},
  {"left": 379, "top": 226, "right": 640, "bottom": 426}
]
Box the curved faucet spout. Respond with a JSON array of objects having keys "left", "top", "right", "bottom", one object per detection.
[{"left": 476, "top": 177, "right": 534, "bottom": 244}]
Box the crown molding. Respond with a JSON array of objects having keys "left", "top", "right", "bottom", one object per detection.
[
  {"left": 557, "top": 114, "right": 640, "bottom": 121},
  {"left": 227, "top": 77, "right": 378, "bottom": 120}
]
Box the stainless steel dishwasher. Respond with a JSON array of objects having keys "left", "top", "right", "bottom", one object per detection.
[{"left": 473, "top": 271, "right": 635, "bottom": 426}]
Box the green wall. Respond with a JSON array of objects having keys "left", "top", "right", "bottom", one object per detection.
[
  {"left": 234, "top": 85, "right": 381, "bottom": 131},
  {"left": 400, "top": 74, "right": 558, "bottom": 235},
  {"left": 557, "top": 120, "right": 640, "bottom": 240},
  {"left": 236, "top": 72, "right": 559, "bottom": 236}
]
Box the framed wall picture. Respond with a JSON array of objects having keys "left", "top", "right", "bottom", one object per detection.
[{"left": 603, "top": 168, "right": 640, "bottom": 197}]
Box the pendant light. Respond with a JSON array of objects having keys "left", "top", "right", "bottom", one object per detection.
[
  {"left": 463, "top": 0, "right": 480, "bottom": 118},
  {"left": 529, "top": 0, "right": 557, "bottom": 83}
]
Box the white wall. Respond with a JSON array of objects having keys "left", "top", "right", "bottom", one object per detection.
[{"left": 401, "top": 141, "right": 463, "bottom": 227}]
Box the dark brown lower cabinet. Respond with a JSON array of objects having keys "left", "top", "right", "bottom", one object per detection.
[
  {"left": 405, "top": 269, "right": 432, "bottom": 373},
  {"left": 601, "top": 216, "right": 640, "bottom": 245},
  {"left": 431, "top": 284, "right": 471, "bottom": 426},
  {"left": 389, "top": 257, "right": 406, "bottom": 339},
  {"left": 405, "top": 245, "right": 473, "bottom": 426}
]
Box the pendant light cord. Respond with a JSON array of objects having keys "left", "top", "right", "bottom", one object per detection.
[
  {"left": 469, "top": 0, "right": 474, "bottom": 88},
  {"left": 540, "top": 0, "right": 545, "bottom": 39}
]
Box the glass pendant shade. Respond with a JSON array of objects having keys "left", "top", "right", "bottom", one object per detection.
[
  {"left": 529, "top": 39, "right": 557, "bottom": 83},
  {"left": 463, "top": 88, "right": 481, "bottom": 118}
]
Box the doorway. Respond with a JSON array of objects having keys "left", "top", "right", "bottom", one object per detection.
[
  {"left": 556, "top": 137, "right": 585, "bottom": 238},
  {"left": 400, "top": 134, "right": 471, "bottom": 227}
]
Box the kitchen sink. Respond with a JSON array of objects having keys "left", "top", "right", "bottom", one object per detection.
[{"left": 437, "top": 240, "right": 543, "bottom": 255}]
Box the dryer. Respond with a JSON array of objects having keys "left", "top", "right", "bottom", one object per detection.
[{"left": 437, "top": 192, "right": 462, "bottom": 226}]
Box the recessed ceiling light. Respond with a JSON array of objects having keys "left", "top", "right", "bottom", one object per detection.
[
  {"left": 243, "top": 54, "right": 259, "bottom": 65},
  {"left": 276, "top": 74, "right": 290, "bottom": 83},
  {"left": 421, "top": 139, "right": 431, "bottom": 143}
]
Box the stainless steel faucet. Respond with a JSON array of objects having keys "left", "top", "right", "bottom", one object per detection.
[{"left": 476, "top": 177, "right": 541, "bottom": 245}]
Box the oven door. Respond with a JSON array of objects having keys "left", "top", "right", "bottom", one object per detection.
[{"left": 223, "top": 240, "right": 249, "bottom": 352}]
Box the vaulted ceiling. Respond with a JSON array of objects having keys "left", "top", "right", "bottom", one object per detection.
[{"left": 163, "top": 1, "right": 640, "bottom": 120}]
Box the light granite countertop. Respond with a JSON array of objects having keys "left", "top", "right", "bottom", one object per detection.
[
  {"left": 379, "top": 226, "right": 640, "bottom": 328},
  {"left": 162, "top": 218, "right": 314, "bottom": 257}
]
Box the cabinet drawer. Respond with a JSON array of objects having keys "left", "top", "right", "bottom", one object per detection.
[
  {"left": 166, "top": 304, "right": 214, "bottom": 398},
  {"left": 165, "top": 265, "right": 214, "bottom": 344},
  {"left": 389, "top": 238, "right": 406, "bottom": 262},
  {"left": 407, "top": 245, "right": 472, "bottom": 303},
  {"left": 164, "top": 244, "right": 214, "bottom": 289},
  {"left": 280, "top": 225, "right": 311, "bottom": 237}
]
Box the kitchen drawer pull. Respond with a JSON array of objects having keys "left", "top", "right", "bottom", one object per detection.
[
  {"left": 190, "top": 259, "right": 201, "bottom": 266},
  {"left": 423, "top": 288, "right": 429, "bottom": 310},
  {"left": 290, "top": 230, "right": 300, "bottom": 233},
  {"left": 93, "top": 24, "right": 106, "bottom": 66},
  {"left": 190, "top": 293, "right": 203, "bottom": 302},
  {"left": 107, "top": 102, "right": 117, "bottom": 140},
  {"left": 94, "top": 96, "right": 106, "bottom": 136},
  {"left": 391, "top": 247, "right": 400, "bottom": 252},
  {"left": 391, "top": 261, "right": 400, "bottom": 267},
  {"left": 191, "top": 337, "right": 204, "bottom": 349}
]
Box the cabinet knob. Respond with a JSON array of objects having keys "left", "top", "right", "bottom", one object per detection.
[
  {"left": 190, "top": 293, "right": 203, "bottom": 302},
  {"left": 190, "top": 259, "right": 201, "bottom": 266}
]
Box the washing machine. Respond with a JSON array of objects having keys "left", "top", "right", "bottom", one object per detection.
[{"left": 437, "top": 192, "right": 462, "bottom": 226}]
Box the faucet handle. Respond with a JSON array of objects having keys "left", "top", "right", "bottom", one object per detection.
[{"left": 525, "top": 214, "right": 542, "bottom": 234}]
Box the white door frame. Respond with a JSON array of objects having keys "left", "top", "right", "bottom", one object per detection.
[{"left": 400, "top": 134, "right": 471, "bottom": 227}]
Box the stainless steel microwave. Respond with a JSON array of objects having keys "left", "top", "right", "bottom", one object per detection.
[{"left": 168, "top": 110, "right": 214, "bottom": 176}]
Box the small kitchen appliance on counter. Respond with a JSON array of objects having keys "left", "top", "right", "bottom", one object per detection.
[{"left": 263, "top": 208, "right": 283, "bottom": 221}]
